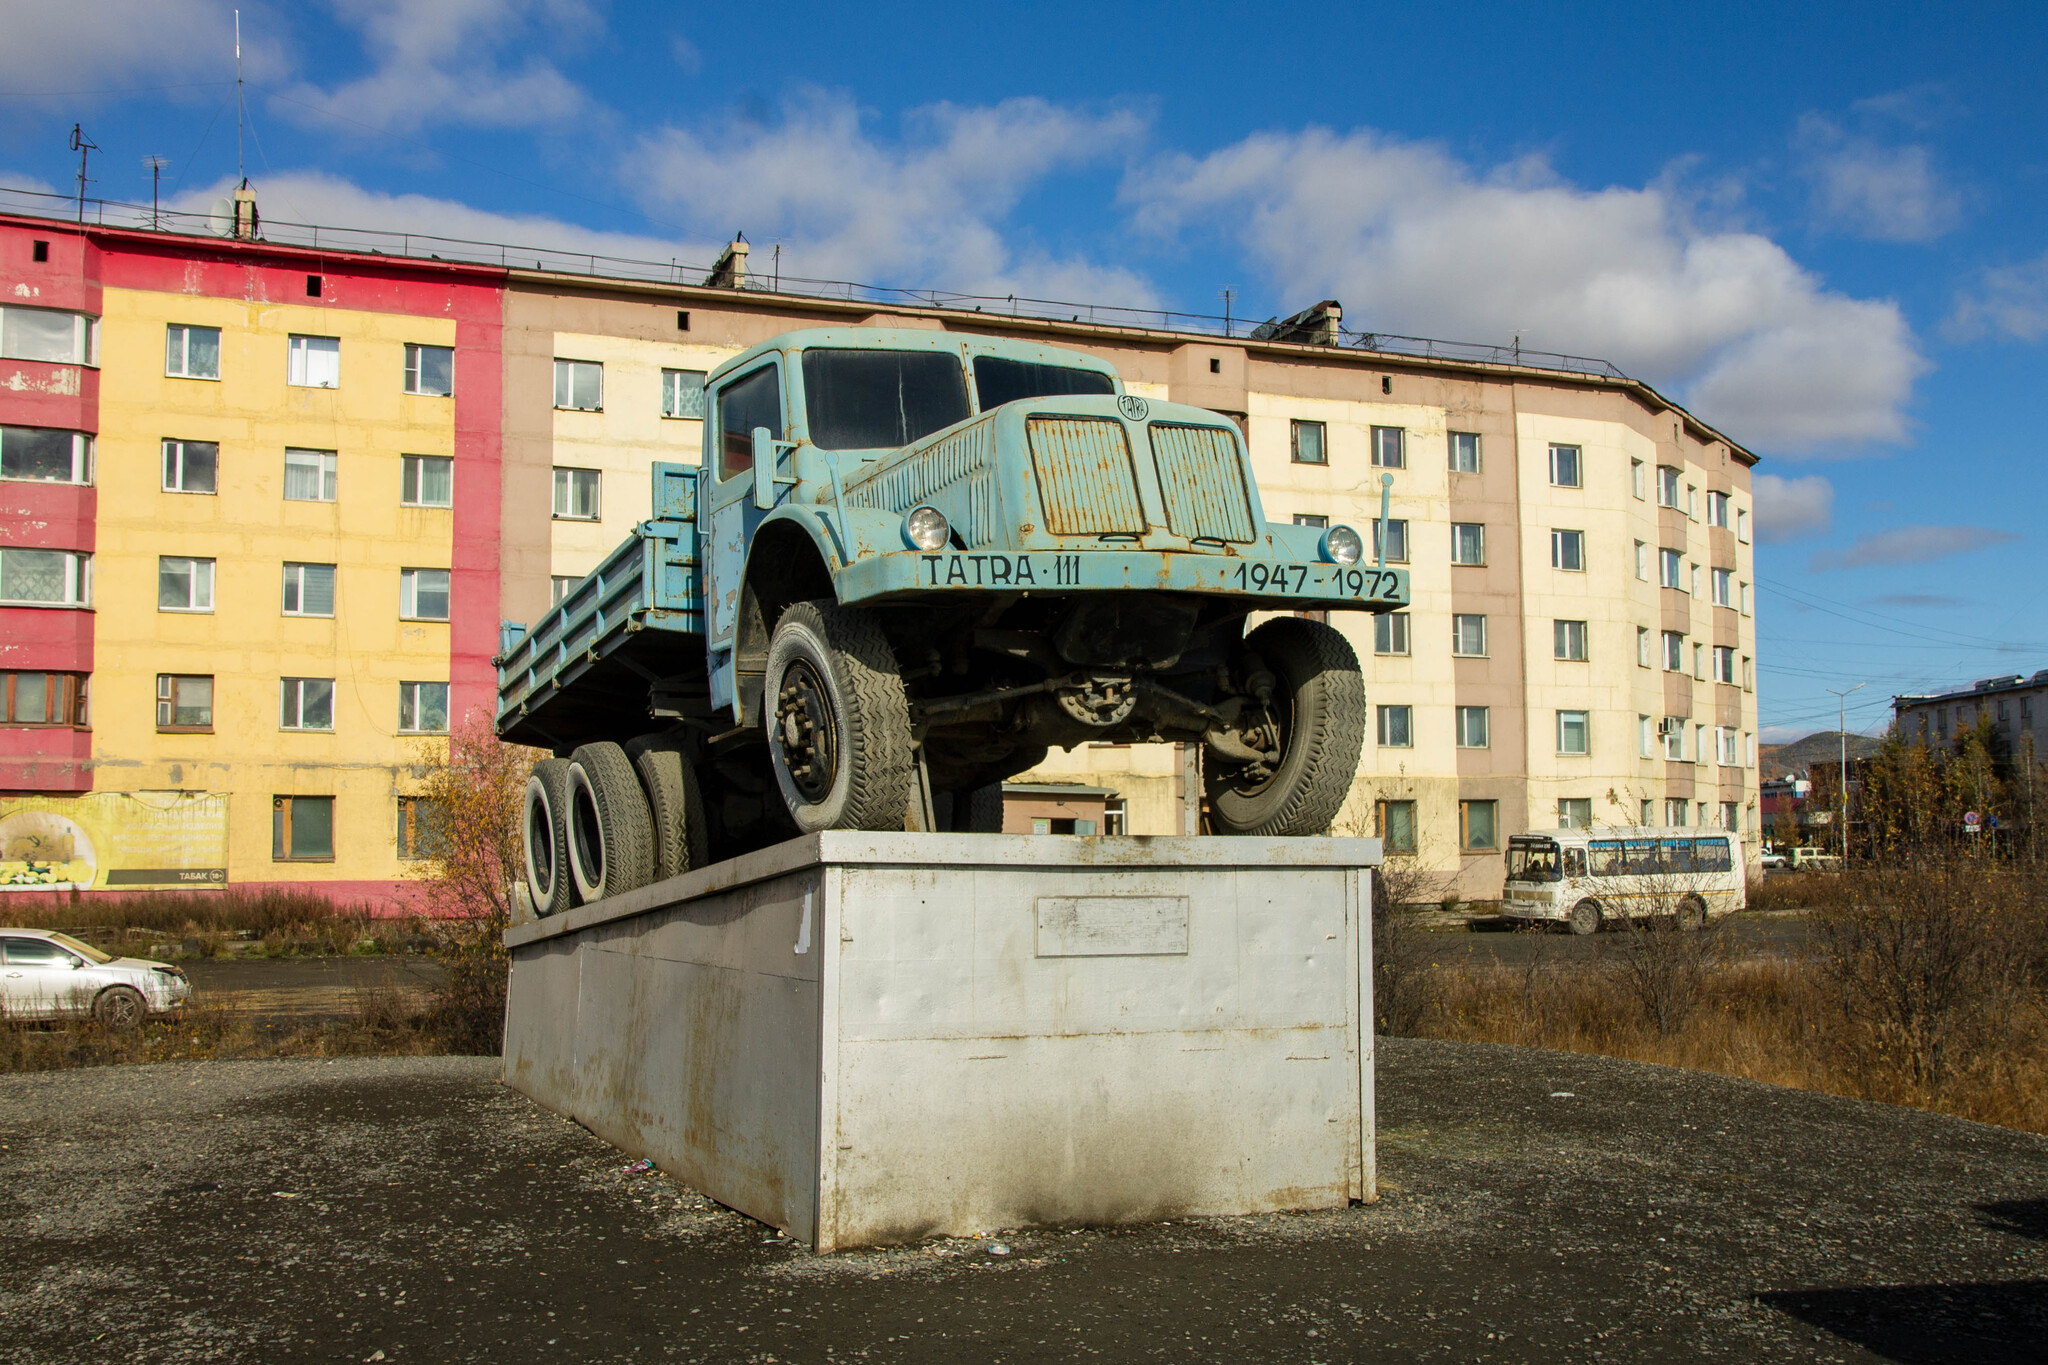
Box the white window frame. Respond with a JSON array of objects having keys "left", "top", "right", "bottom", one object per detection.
[
  {"left": 1714, "top": 645, "right": 1737, "bottom": 685},
  {"left": 1371, "top": 518, "right": 1409, "bottom": 564},
  {"left": 1631, "top": 459, "right": 1646, "bottom": 500},
  {"left": 284, "top": 448, "right": 338, "bottom": 503},
  {"left": 397, "top": 680, "right": 450, "bottom": 735},
  {"left": 1693, "top": 643, "right": 1707, "bottom": 681},
  {"left": 1548, "top": 443, "right": 1582, "bottom": 488},
  {"left": 1708, "top": 490, "right": 1731, "bottom": 528},
  {"left": 400, "top": 567, "right": 451, "bottom": 622},
  {"left": 1374, "top": 612, "right": 1410, "bottom": 657},
  {"left": 1736, "top": 507, "right": 1751, "bottom": 543},
  {"left": 1551, "top": 529, "right": 1585, "bottom": 571},
  {"left": 1637, "top": 626, "right": 1652, "bottom": 669},
  {"left": 1663, "top": 718, "right": 1686, "bottom": 762},
  {"left": 1376, "top": 704, "right": 1413, "bottom": 748},
  {"left": 1449, "top": 430, "right": 1481, "bottom": 473},
  {"left": 1638, "top": 714, "right": 1653, "bottom": 758},
  {"left": 1, "top": 427, "right": 93, "bottom": 486},
  {"left": 1556, "top": 710, "right": 1589, "bottom": 756},
  {"left": 1369, "top": 425, "right": 1405, "bottom": 469},
  {"left": 1451, "top": 522, "right": 1485, "bottom": 565},
  {"left": 1452, "top": 614, "right": 1488, "bottom": 658},
  {"left": 552, "top": 466, "right": 601, "bottom": 521},
  {"left": 1712, "top": 567, "right": 1734, "bottom": 607},
  {"left": 1716, "top": 725, "right": 1739, "bottom": 766},
  {"left": 549, "top": 575, "right": 577, "bottom": 607},
  {"left": 403, "top": 343, "right": 454, "bottom": 397},
  {"left": 157, "top": 556, "right": 214, "bottom": 613},
  {"left": 401, "top": 454, "right": 454, "bottom": 509},
  {"left": 1554, "top": 619, "right": 1588, "bottom": 662},
  {"left": 0, "top": 548, "right": 91, "bottom": 607},
  {"left": 164, "top": 324, "right": 220, "bottom": 380},
  {"left": 281, "top": 562, "right": 337, "bottom": 618},
  {"left": 0, "top": 305, "right": 96, "bottom": 366},
  {"left": 554, "top": 358, "right": 603, "bottom": 412},
  {"left": 1665, "top": 798, "right": 1690, "bottom": 827},
  {"left": 1456, "top": 705, "right": 1490, "bottom": 749},
  {"left": 1657, "top": 465, "right": 1681, "bottom": 508},
  {"left": 1662, "top": 631, "right": 1684, "bottom": 672},
  {"left": 662, "top": 367, "right": 708, "bottom": 420},
  {"left": 1740, "top": 581, "right": 1751, "bottom": 616},
  {"left": 1660, "top": 548, "right": 1684, "bottom": 590},
  {"left": 161, "top": 438, "right": 218, "bottom": 495},
  {"left": 1634, "top": 540, "right": 1649, "bottom": 581},
  {"left": 287, "top": 334, "right": 341, "bottom": 389},
  {"left": 279, "top": 676, "right": 336, "bottom": 732}
]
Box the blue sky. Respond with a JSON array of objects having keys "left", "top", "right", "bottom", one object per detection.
[{"left": 6, "top": 0, "right": 2047, "bottom": 742}]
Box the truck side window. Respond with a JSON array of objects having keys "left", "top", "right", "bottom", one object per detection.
[{"left": 718, "top": 365, "right": 784, "bottom": 481}]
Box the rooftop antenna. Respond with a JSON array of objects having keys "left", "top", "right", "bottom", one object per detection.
[
  {"left": 142, "top": 155, "right": 167, "bottom": 230},
  {"left": 234, "top": 9, "right": 246, "bottom": 186},
  {"left": 68, "top": 124, "right": 99, "bottom": 223},
  {"left": 1221, "top": 286, "right": 1235, "bottom": 338}
]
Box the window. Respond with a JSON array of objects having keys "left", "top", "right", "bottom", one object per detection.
[
  {"left": 279, "top": 677, "right": 335, "bottom": 731},
  {"left": 1713, "top": 646, "right": 1736, "bottom": 684},
  {"left": 1376, "top": 800, "right": 1417, "bottom": 854},
  {"left": 1372, "top": 518, "right": 1409, "bottom": 563},
  {"left": 1551, "top": 529, "right": 1585, "bottom": 571},
  {"left": 1451, "top": 523, "right": 1485, "bottom": 565},
  {"left": 1695, "top": 723, "right": 1708, "bottom": 764},
  {"left": 1, "top": 427, "right": 91, "bottom": 484},
  {"left": 1711, "top": 568, "right": 1733, "bottom": 607},
  {"left": 1736, "top": 508, "right": 1751, "bottom": 543},
  {"left": 396, "top": 796, "right": 450, "bottom": 860},
  {"left": 1746, "top": 733, "right": 1756, "bottom": 767},
  {"left": 402, "top": 454, "right": 453, "bottom": 508},
  {"left": 717, "top": 364, "right": 782, "bottom": 481},
  {"left": 1660, "top": 548, "right": 1683, "bottom": 589},
  {"left": 1634, "top": 541, "right": 1649, "bottom": 581},
  {"left": 1456, "top": 705, "right": 1490, "bottom": 748},
  {"left": 284, "top": 448, "right": 337, "bottom": 502},
  {"left": 1739, "top": 581, "right": 1751, "bottom": 616},
  {"left": 1691, "top": 563, "right": 1701, "bottom": 598},
  {"left": 549, "top": 575, "right": 576, "bottom": 607},
  {"left": 1665, "top": 799, "right": 1689, "bottom": 827},
  {"left": 554, "top": 358, "right": 602, "bottom": 411},
  {"left": 157, "top": 556, "right": 214, "bottom": 612},
  {"left": 1716, "top": 726, "right": 1739, "bottom": 766},
  {"left": 2, "top": 672, "right": 87, "bottom": 727},
  {"left": 1370, "top": 425, "right": 1405, "bottom": 469},
  {"left": 2, "top": 306, "right": 95, "bottom": 365},
  {"left": 1554, "top": 619, "right": 1588, "bottom": 661},
  {"left": 1743, "top": 655, "right": 1754, "bottom": 691},
  {"left": 661, "top": 368, "right": 707, "bottom": 419},
  {"left": 1289, "top": 419, "right": 1326, "bottom": 465},
  {"left": 1708, "top": 490, "right": 1731, "bottom": 528},
  {"left": 281, "top": 562, "right": 336, "bottom": 617},
  {"left": 1657, "top": 465, "right": 1681, "bottom": 508},
  {"left": 1460, "top": 799, "right": 1498, "bottom": 850},
  {"left": 552, "top": 467, "right": 600, "bottom": 520},
  {"left": 1693, "top": 643, "right": 1707, "bottom": 680},
  {"left": 972, "top": 356, "right": 1113, "bottom": 409},
  {"left": 273, "top": 795, "right": 334, "bottom": 861},
  {"left": 1377, "top": 704, "right": 1412, "bottom": 748},
  {"left": 0, "top": 549, "right": 90, "bottom": 606},
  {"left": 398, "top": 681, "right": 449, "bottom": 734},
  {"left": 1631, "top": 459, "right": 1646, "bottom": 500},
  {"left": 1639, "top": 714, "right": 1653, "bottom": 758},
  {"left": 403, "top": 344, "right": 453, "bottom": 397},
  {"left": 1557, "top": 710, "right": 1589, "bottom": 755},
  {"left": 1449, "top": 431, "right": 1480, "bottom": 473},
  {"left": 805, "top": 350, "right": 973, "bottom": 449},
  {"left": 1102, "top": 799, "right": 1128, "bottom": 836},
  {"left": 1720, "top": 801, "right": 1740, "bottom": 832},
  {"left": 1640, "top": 799, "right": 1656, "bottom": 825},
  {"left": 1637, "top": 627, "right": 1652, "bottom": 668},
  {"left": 1292, "top": 513, "right": 1328, "bottom": 529},
  {"left": 161, "top": 439, "right": 217, "bottom": 494},
  {"left": 1662, "top": 631, "right": 1684, "bottom": 671},
  {"left": 1452, "top": 614, "right": 1488, "bottom": 657},
  {"left": 1548, "top": 444, "right": 1582, "bottom": 488},
  {"left": 156, "top": 674, "right": 212, "bottom": 731},
  {"left": 1558, "top": 798, "right": 1593, "bottom": 830},
  {"left": 287, "top": 334, "right": 340, "bottom": 388},
  {"left": 1686, "top": 485, "right": 1699, "bottom": 519},
  {"left": 1374, "top": 612, "right": 1410, "bottom": 656},
  {"left": 401, "top": 567, "right": 451, "bottom": 622}
]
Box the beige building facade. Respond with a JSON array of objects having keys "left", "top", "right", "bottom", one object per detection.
[{"left": 495, "top": 273, "right": 1761, "bottom": 899}]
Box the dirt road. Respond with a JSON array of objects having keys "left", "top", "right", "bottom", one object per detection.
[{"left": 2, "top": 1040, "right": 2042, "bottom": 1362}]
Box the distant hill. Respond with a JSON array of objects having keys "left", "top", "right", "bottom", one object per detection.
[{"left": 1760, "top": 731, "right": 1885, "bottom": 779}]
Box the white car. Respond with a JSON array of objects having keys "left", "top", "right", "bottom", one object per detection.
[{"left": 0, "top": 929, "right": 191, "bottom": 1029}]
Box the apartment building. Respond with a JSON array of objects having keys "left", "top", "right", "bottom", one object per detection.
[
  {"left": 0, "top": 202, "right": 1760, "bottom": 902},
  {"left": 1895, "top": 672, "right": 2048, "bottom": 759}
]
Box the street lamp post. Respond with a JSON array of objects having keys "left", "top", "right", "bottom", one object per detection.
[{"left": 1826, "top": 683, "right": 1866, "bottom": 862}]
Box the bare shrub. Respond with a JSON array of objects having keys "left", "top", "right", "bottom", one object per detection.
[
  {"left": 1371, "top": 901, "right": 1432, "bottom": 1037},
  {"left": 1606, "top": 911, "right": 1725, "bottom": 1038}
]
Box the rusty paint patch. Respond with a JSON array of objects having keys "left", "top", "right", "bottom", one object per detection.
[
  {"left": 1149, "top": 424, "right": 1255, "bottom": 543},
  {"left": 1025, "top": 417, "right": 1144, "bottom": 536}
]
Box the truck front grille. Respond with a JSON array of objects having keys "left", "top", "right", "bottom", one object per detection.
[
  {"left": 844, "top": 418, "right": 997, "bottom": 545},
  {"left": 1149, "top": 423, "right": 1255, "bottom": 542},
  {"left": 1026, "top": 417, "right": 1146, "bottom": 536}
]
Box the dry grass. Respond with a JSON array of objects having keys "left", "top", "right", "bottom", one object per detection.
[
  {"left": 6, "top": 887, "right": 422, "bottom": 959},
  {"left": 1409, "top": 946, "right": 2048, "bottom": 1136}
]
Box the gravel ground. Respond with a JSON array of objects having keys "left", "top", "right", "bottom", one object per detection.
[{"left": 1, "top": 1040, "right": 2042, "bottom": 1363}]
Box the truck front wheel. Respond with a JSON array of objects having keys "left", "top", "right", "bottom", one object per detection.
[
  {"left": 764, "top": 600, "right": 915, "bottom": 832},
  {"left": 1205, "top": 617, "right": 1366, "bottom": 837}
]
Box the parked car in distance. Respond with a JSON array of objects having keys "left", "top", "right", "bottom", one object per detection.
[
  {"left": 1759, "top": 846, "right": 1788, "bottom": 870},
  {"left": 1760, "top": 846, "right": 1842, "bottom": 873},
  {"left": 0, "top": 929, "right": 190, "bottom": 1029}
]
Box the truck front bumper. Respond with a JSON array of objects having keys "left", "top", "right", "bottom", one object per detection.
[{"left": 835, "top": 548, "right": 1408, "bottom": 611}]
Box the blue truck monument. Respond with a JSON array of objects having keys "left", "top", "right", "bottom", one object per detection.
[{"left": 497, "top": 328, "right": 1408, "bottom": 913}]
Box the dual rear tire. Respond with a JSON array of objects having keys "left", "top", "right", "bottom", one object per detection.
[{"left": 522, "top": 739, "right": 707, "bottom": 916}]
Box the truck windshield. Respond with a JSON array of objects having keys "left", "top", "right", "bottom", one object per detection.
[
  {"left": 973, "top": 356, "right": 1115, "bottom": 409},
  {"left": 1506, "top": 840, "right": 1561, "bottom": 882},
  {"left": 801, "top": 349, "right": 970, "bottom": 450}
]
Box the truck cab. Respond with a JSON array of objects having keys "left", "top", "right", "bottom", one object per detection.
[{"left": 499, "top": 328, "right": 1408, "bottom": 912}]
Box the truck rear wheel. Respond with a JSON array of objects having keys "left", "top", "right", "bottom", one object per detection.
[
  {"left": 765, "top": 600, "right": 914, "bottom": 833},
  {"left": 566, "top": 742, "right": 656, "bottom": 902},
  {"left": 1205, "top": 617, "right": 1365, "bottom": 837},
  {"left": 628, "top": 739, "right": 709, "bottom": 881},
  {"left": 523, "top": 758, "right": 577, "bottom": 916}
]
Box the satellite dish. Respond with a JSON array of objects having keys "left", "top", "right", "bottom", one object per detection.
[{"left": 207, "top": 198, "right": 236, "bottom": 238}]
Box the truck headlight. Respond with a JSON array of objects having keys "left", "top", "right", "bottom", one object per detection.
[
  {"left": 1323, "top": 525, "right": 1364, "bottom": 565},
  {"left": 904, "top": 506, "right": 951, "bottom": 551}
]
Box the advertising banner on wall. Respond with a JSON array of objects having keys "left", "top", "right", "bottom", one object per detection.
[{"left": 0, "top": 792, "right": 230, "bottom": 891}]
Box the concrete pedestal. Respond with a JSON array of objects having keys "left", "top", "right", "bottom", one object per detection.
[{"left": 502, "top": 833, "right": 1379, "bottom": 1251}]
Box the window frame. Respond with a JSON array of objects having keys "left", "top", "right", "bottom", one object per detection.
[
  {"left": 155, "top": 673, "right": 213, "bottom": 732},
  {"left": 551, "top": 466, "right": 601, "bottom": 521},
  {"left": 1707, "top": 490, "right": 1731, "bottom": 528},
  {"left": 1547, "top": 443, "right": 1583, "bottom": 488},
  {"left": 279, "top": 677, "right": 336, "bottom": 732},
  {"left": 1450, "top": 522, "right": 1485, "bottom": 566},
  {"left": 1448, "top": 430, "right": 1481, "bottom": 473},
  {"left": 1556, "top": 709, "right": 1590, "bottom": 756},
  {"left": 1371, "top": 518, "right": 1409, "bottom": 564},
  {"left": 1660, "top": 548, "right": 1684, "bottom": 590},
  {"left": 1459, "top": 798, "right": 1498, "bottom": 851},
  {"left": 1551, "top": 528, "right": 1586, "bottom": 572},
  {"left": 1377, "top": 799, "right": 1418, "bottom": 854},
  {"left": 401, "top": 454, "right": 454, "bottom": 509},
  {"left": 1637, "top": 626, "right": 1652, "bottom": 669},
  {"left": 286, "top": 334, "right": 341, "bottom": 389},
  {"left": 164, "top": 323, "right": 221, "bottom": 380},
  {"left": 1, "top": 671, "right": 88, "bottom": 728},
  {"left": 272, "top": 794, "right": 336, "bottom": 862},
  {"left": 400, "top": 566, "right": 451, "bottom": 623},
  {"left": 157, "top": 555, "right": 215, "bottom": 613},
  {"left": 1456, "top": 704, "right": 1490, "bottom": 749},
  {"left": 402, "top": 343, "right": 454, "bottom": 398},
  {"left": 283, "top": 448, "right": 338, "bottom": 503},
  {"left": 1713, "top": 645, "right": 1737, "bottom": 685},
  {"left": 1288, "top": 418, "right": 1327, "bottom": 465},
  {"left": 161, "top": 438, "right": 219, "bottom": 495},
  {"left": 1662, "top": 631, "right": 1685, "bottom": 672},
  {"left": 1, "top": 305, "right": 97, "bottom": 367},
  {"left": 661, "top": 368, "right": 708, "bottom": 420},
  {"left": 396, "top": 795, "right": 450, "bottom": 860},
  {"left": 1452, "top": 614, "right": 1488, "bottom": 658},
  {"left": 280, "top": 562, "right": 337, "bottom": 619},
  {"left": 1554, "top": 619, "right": 1589, "bottom": 662},
  {"left": 1369, "top": 425, "right": 1406, "bottom": 469},
  {"left": 553, "top": 358, "right": 604, "bottom": 412},
  {"left": 1631, "top": 459, "right": 1646, "bottom": 500},
  {"left": 1558, "top": 797, "right": 1593, "bottom": 831},
  {"left": 0, "top": 426, "right": 93, "bottom": 486},
  {"left": 397, "top": 680, "right": 450, "bottom": 735},
  {"left": 1711, "top": 567, "right": 1734, "bottom": 607},
  {"left": 1657, "top": 464, "right": 1681, "bottom": 508},
  {"left": 1373, "top": 611, "right": 1410, "bottom": 657},
  {"left": 1376, "top": 703, "right": 1413, "bottom": 749},
  {"left": 0, "top": 548, "right": 92, "bottom": 608}
]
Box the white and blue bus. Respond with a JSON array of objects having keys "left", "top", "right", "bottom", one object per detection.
[{"left": 1501, "top": 827, "right": 1746, "bottom": 935}]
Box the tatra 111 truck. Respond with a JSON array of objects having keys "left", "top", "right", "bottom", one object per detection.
[{"left": 496, "top": 328, "right": 1409, "bottom": 915}]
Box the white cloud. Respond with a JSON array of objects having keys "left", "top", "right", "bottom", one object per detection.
[
  {"left": 1753, "top": 472, "right": 1834, "bottom": 544},
  {"left": 631, "top": 94, "right": 1159, "bottom": 306},
  {"left": 1809, "top": 525, "right": 2019, "bottom": 572},
  {"left": 1946, "top": 249, "right": 2048, "bottom": 342},
  {"left": 274, "top": 0, "right": 592, "bottom": 134},
  {"left": 1794, "top": 113, "right": 1961, "bottom": 244},
  {"left": 0, "top": 1, "right": 284, "bottom": 92},
  {"left": 172, "top": 171, "right": 705, "bottom": 264},
  {"left": 1122, "top": 126, "right": 1927, "bottom": 452}
]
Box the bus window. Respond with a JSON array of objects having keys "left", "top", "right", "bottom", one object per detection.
[
  {"left": 1507, "top": 840, "right": 1560, "bottom": 882},
  {"left": 1623, "top": 839, "right": 1658, "bottom": 875},
  {"left": 1696, "top": 838, "right": 1732, "bottom": 873},
  {"left": 1589, "top": 841, "right": 1624, "bottom": 876},
  {"left": 1561, "top": 848, "right": 1587, "bottom": 878},
  {"left": 1661, "top": 839, "right": 1695, "bottom": 874}
]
